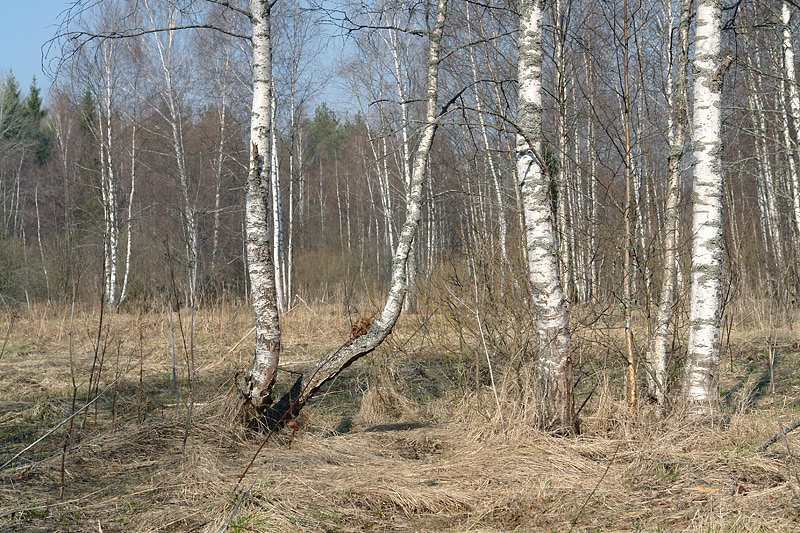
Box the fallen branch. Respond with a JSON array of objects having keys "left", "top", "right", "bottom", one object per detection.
[
  {"left": 760, "top": 417, "right": 800, "bottom": 452},
  {"left": 0, "top": 486, "right": 109, "bottom": 519}
]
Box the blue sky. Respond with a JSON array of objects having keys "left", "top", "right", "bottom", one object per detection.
[
  {"left": 0, "top": 1, "right": 350, "bottom": 111},
  {"left": 0, "top": 1, "right": 72, "bottom": 95}
]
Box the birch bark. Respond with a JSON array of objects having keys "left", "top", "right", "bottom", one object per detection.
[
  {"left": 98, "top": 40, "right": 119, "bottom": 311},
  {"left": 118, "top": 118, "right": 136, "bottom": 307},
  {"left": 782, "top": 1, "right": 800, "bottom": 245},
  {"left": 239, "top": 0, "right": 282, "bottom": 417},
  {"left": 268, "top": 0, "right": 448, "bottom": 421},
  {"left": 646, "top": 0, "right": 690, "bottom": 405},
  {"left": 518, "top": 0, "right": 573, "bottom": 430},
  {"left": 683, "top": 0, "right": 725, "bottom": 414},
  {"left": 270, "top": 81, "right": 285, "bottom": 310}
]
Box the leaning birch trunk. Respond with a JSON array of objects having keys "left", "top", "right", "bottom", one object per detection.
[
  {"left": 237, "top": 0, "right": 282, "bottom": 421},
  {"left": 517, "top": 0, "right": 573, "bottom": 431},
  {"left": 683, "top": 0, "right": 726, "bottom": 415},
  {"left": 267, "top": 0, "right": 448, "bottom": 424},
  {"left": 646, "top": 0, "right": 690, "bottom": 405}
]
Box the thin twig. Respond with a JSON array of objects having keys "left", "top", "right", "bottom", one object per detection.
[
  {"left": 60, "top": 288, "right": 77, "bottom": 499},
  {"left": 470, "top": 258, "right": 504, "bottom": 431},
  {"left": 0, "top": 312, "right": 15, "bottom": 361},
  {"left": 165, "top": 268, "right": 180, "bottom": 410},
  {"left": 217, "top": 487, "right": 251, "bottom": 533},
  {"left": 84, "top": 260, "right": 107, "bottom": 431},
  {"left": 570, "top": 442, "right": 621, "bottom": 531}
]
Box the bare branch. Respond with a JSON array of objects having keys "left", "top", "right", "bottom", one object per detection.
[
  {"left": 204, "top": 0, "right": 254, "bottom": 21},
  {"left": 61, "top": 25, "right": 250, "bottom": 43}
]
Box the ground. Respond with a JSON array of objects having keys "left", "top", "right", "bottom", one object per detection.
[{"left": 1, "top": 300, "right": 800, "bottom": 532}]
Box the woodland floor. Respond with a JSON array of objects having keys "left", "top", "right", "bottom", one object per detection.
[{"left": 1, "top": 301, "right": 800, "bottom": 532}]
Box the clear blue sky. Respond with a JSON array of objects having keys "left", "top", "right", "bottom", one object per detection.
[
  {"left": 0, "top": 1, "right": 350, "bottom": 111},
  {"left": 0, "top": 1, "right": 72, "bottom": 96}
]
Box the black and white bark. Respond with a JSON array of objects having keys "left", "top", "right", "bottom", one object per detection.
[
  {"left": 781, "top": 1, "right": 800, "bottom": 247},
  {"left": 239, "top": 0, "right": 282, "bottom": 417},
  {"left": 646, "top": 0, "right": 690, "bottom": 405},
  {"left": 683, "top": 0, "right": 725, "bottom": 415},
  {"left": 517, "top": 0, "right": 574, "bottom": 430},
  {"left": 269, "top": 0, "right": 448, "bottom": 421}
]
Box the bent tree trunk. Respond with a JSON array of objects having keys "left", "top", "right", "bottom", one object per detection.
[
  {"left": 239, "top": 0, "right": 282, "bottom": 421},
  {"left": 267, "top": 0, "right": 448, "bottom": 425},
  {"left": 517, "top": 0, "right": 574, "bottom": 431}
]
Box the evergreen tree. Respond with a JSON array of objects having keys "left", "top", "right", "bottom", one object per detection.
[
  {"left": 0, "top": 73, "right": 23, "bottom": 142},
  {"left": 25, "top": 77, "right": 51, "bottom": 165}
]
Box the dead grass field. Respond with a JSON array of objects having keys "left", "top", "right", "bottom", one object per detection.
[{"left": 1, "top": 300, "right": 800, "bottom": 532}]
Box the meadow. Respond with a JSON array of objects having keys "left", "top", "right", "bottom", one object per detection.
[{"left": 1, "top": 297, "right": 799, "bottom": 532}]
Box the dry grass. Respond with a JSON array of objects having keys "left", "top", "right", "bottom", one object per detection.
[{"left": 1, "top": 302, "right": 800, "bottom": 532}]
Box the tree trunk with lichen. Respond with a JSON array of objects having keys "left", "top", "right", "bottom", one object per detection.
[
  {"left": 517, "top": 0, "right": 574, "bottom": 432},
  {"left": 683, "top": 0, "right": 726, "bottom": 416},
  {"left": 237, "top": 0, "right": 282, "bottom": 423}
]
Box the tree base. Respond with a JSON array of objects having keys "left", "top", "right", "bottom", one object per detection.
[{"left": 227, "top": 372, "right": 303, "bottom": 432}]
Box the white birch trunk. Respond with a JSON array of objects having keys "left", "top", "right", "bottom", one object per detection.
[
  {"left": 239, "top": 0, "right": 282, "bottom": 417},
  {"left": 646, "top": 0, "right": 690, "bottom": 404},
  {"left": 782, "top": 1, "right": 800, "bottom": 244},
  {"left": 99, "top": 42, "right": 119, "bottom": 311},
  {"left": 212, "top": 70, "right": 228, "bottom": 274},
  {"left": 518, "top": 0, "right": 573, "bottom": 430},
  {"left": 270, "top": 82, "right": 285, "bottom": 310},
  {"left": 287, "top": 100, "right": 295, "bottom": 305},
  {"left": 385, "top": 26, "right": 418, "bottom": 312},
  {"left": 34, "top": 184, "right": 50, "bottom": 301},
  {"left": 748, "top": 82, "right": 783, "bottom": 273},
  {"left": 118, "top": 119, "right": 136, "bottom": 307},
  {"left": 683, "top": 0, "right": 725, "bottom": 414}
]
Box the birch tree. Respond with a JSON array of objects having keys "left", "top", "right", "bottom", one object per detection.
[
  {"left": 646, "top": 0, "right": 690, "bottom": 405},
  {"left": 140, "top": 0, "right": 201, "bottom": 306},
  {"left": 269, "top": 0, "right": 449, "bottom": 421},
  {"left": 238, "top": 0, "right": 283, "bottom": 418},
  {"left": 54, "top": 0, "right": 281, "bottom": 418},
  {"left": 97, "top": 39, "right": 121, "bottom": 311},
  {"left": 517, "top": 0, "right": 573, "bottom": 431},
  {"left": 781, "top": 1, "right": 800, "bottom": 253},
  {"left": 683, "top": 0, "right": 727, "bottom": 414}
]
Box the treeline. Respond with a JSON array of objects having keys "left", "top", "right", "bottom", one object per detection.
[{"left": 1, "top": 0, "right": 798, "bottom": 317}]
